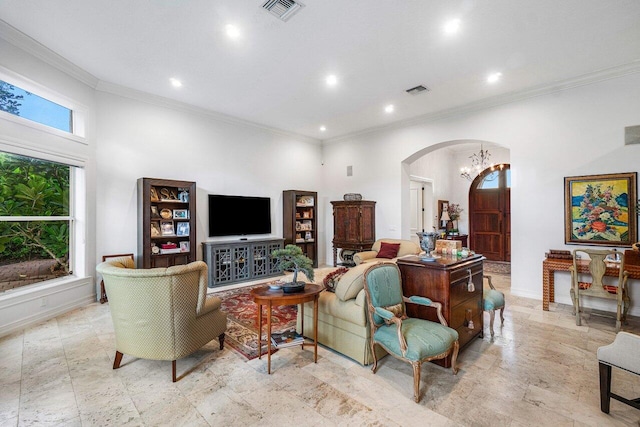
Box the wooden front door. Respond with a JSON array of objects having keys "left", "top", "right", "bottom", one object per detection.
[{"left": 469, "top": 165, "right": 511, "bottom": 262}]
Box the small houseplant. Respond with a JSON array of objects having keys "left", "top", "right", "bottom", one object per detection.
[{"left": 272, "top": 244, "right": 315, "bottom": 287}]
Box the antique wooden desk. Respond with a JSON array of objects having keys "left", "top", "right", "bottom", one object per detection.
[
  {"left": 397, "top": 254, "right": 484, "bottom": 368},
  {"left": 542, "top": 257, "right": 640, "bottom": 311}
]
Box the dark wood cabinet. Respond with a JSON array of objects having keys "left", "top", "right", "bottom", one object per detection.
[
  {"left": 397, "top": 254, "right": 484, "bottom": 368},
  {"left": 331, "top": 200, "right": 376, "bottom": 266},
  {"left": 202, "top": 238, "right": 284, "bottom": 287},
  {"left": 137, "top": 178, "right": 196, "bottom": 269},
  {"left": 283, "top": 190, "right": 318, "bottom": 268}
]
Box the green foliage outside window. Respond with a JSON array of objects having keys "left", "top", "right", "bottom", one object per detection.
[{"left": 0, "top": 152, "right": 70, "bottom": 273}]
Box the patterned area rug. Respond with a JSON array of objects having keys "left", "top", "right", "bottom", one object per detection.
[
  {"left": 213, "top": 283, "right": 298, "bottom": 360},
  {"left": 484, "top": 261, "right": 511, "bottom": 274}
]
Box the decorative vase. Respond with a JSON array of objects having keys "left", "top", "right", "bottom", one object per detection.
[
  {"left": 343, "top": 193, "right": 362, "bottom": 201},
  {"left": 592, "top": 221, "right": 607, "bottom": 233}
]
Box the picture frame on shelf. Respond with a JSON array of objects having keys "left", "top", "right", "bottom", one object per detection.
[
  {"left": 564, "top": 172, "right": 637, "bottom": 246},
  {"left": 160, "top": 220, "right": 175, "bottom": 236},
  {"left": 296, "top": 195, "right": 314, "bottom": 207},
  {"left": 176, "top": 222, "right": 190, "bottom": 236},
  {"left": 151, "top": 221, "right": 161, "bottom": 237},
  {"left": 179, "top": 241, "right": 190, "bottom": 252},
  {"left": 173, "top": 209, "right": 189, "bottom": 219},
  {"left": 150, "top": 205, "right": 161, "bottom": 219}
]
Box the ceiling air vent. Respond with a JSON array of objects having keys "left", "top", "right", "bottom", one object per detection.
[
  {"left": 262, "top": 0, "right": 304, "bottom": 22},
  {"left": 406, "top": 85, "right": 430, "bottom": 95}
]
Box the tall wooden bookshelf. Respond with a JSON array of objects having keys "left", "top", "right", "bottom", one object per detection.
[
  {"left": 283, "top": 190, "right": 318, "bottom": 268},
  {"left": 137, "top": 178, "right": 196, "bottom": 268}
]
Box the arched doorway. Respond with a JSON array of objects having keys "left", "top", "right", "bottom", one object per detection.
[{"left": 469, "top": 164, "right": 511, "bottom": 262}]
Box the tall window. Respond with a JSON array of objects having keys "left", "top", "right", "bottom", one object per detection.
[{"left": 0, "top": 152, "right": 73, "bottom": 292}]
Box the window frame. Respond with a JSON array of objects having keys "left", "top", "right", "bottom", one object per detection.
[{"left": 0, "top": 66, "right": 87, "bottom": 143}]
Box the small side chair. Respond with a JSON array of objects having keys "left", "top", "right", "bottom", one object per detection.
[
  {"left": 597, "top": 331, "right": 640, "bottom": 413},
  {"left": 483, "top": 275, "right": 505, "bottom": 337},
  {"left": 570, "top": 248, "right": 629, "bottom": 331},
  {"left": 363, "top": 262, "right": 459, "bottom": 403}
]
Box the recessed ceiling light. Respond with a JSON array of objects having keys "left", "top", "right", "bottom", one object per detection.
[
  {"left": 384, "top": 104, "right": 395, "bottom": 113},
  {"left": 319, "top": 126, "right": 327, "bottom": 132},
  {"left": 325, "top": 75, "right": 338, "bottom": 86},
  {"left": 225, "top": 24, "right": 241, "bottom": 40},
  {"left": 487, "top": 72, "right": 503, "bottom": 83},
  {"left": 443, "top": 18, "right": 461, "bottom": 34},
  {"left": 169, "top": 78, "right": 182, "bottom": 88}
]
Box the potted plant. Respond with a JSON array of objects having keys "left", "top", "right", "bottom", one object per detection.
[{"left": 272, "top": 244, "right": 314, "bottom": 290}]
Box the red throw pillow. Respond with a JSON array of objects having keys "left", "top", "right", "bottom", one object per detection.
[{"left": 377, "top": 242, "right": 401, "bottom": 259}]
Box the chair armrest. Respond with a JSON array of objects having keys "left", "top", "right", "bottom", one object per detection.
[
  {"left": 354, "top": 251, "right": 378, "bottom": 264},
  {"left": 198, "top": 296, "right": 222, "bottom": 317},
  {"left": 374, "top": 306, "right": 395, "bottom": 321},
  {"left": 405, "top": 295, "right": 432, "bottom": 306},
  {"left": 404, "top": 297, "right": 448, "bottom": 327},
  {"left": 374, "top": 307, "right": 407, "bottom": 354},
  {"left": 484, "top": 275, "right": 496, "bottom": 290}
]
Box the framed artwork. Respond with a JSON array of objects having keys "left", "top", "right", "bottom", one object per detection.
[
  {"left": 173, "top": 209, "right": 189, "bottom": 219},
  {"left": 150, "top": 205, "right": 161, "bottom": 219},
  {"left": 179, "top": 241, "right": 190, "bottom": 252},
  {"left": 160, "top": 220, "right": 175, "bottom": 236},
  {"left": 564, "top": 172, "right": 637, "bottom": 246},
  {"left": 176, "top": 222, "right": 190, "bottom": 236},
  {"left": 438, "top": 200, "right": 449, "bottom": 228},
  {"left": 150, "top": 221, "right": 161, "bottom": 237}
]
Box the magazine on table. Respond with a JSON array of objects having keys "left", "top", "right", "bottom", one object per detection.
[{"left": 270, "top": 329, "right": 304, "bottom": 348}]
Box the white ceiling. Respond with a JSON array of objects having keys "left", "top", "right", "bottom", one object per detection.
[{"left": 1, "top": 1, "right": 639, "bottom": 140}]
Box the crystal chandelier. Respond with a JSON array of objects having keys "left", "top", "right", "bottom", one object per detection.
[{"left": 459, "top": 144, "right": 503, "bottom": 181}]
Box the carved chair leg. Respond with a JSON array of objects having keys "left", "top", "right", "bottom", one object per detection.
[
  {"left": 599, "top": 362, "right": 612, "bottom": 413},
  {"left": 489, "top": 309, "right": 495, "bottom": 337},
  {"left": 450, "top": 340, "right": 459, "bottom": 375},
  {"left": 218, "top": 333, "right": 225, "bottom": 350},
  {"left": 499, "top": 305, "right": 505, "bottom": 324},
  {"left": 412, "top": 362, "right": 421, "bottom": 403},
  {"left": 172, "top": 360, "right": 177, "bottom": 383},
  {"left": 370, "top": 341, "right": 379, "bottom": 373},
  {"left": 113, "top": 351, "right": 123, "bottom": 369}
]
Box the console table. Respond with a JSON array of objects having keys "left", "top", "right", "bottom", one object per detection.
[
  {"left": 542, "top": 258, "right": 640, "bottom": 311},
  {"left": 203, "top": 238, "right": 284, "bottom": 288},
  {"left": 397, "top": 254, "right": 484, "bottom": 368}
]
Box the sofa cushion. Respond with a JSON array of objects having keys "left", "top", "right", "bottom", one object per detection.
[
  {"left": 334, "top": 263, "right": 369, "bottom": 301},
  {"left": 371, "top": 239, "right": 421, "bottom": 258},
  {"left": 377, "top": 242, "right": 401, "bottom": 259}
]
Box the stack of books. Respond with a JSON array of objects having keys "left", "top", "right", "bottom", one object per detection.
[
  {"left": 270, "top": 330, "right": 304, "bottom": 348},
  {"left": 545, "top": 249, "right": 572, "bottom": 260}
]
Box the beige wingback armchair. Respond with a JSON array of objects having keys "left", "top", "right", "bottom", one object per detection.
[{"left": 96, "top": 257, "right": 227, "bottom": 382}]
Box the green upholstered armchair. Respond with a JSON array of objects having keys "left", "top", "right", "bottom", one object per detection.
[
  {"left": 483, "top": 275, "right": 505, "bottom": 337},
  {"left": 363, "top": 262, "right": 459, "bottom": 402},
  {"left": 96, "top": 257, "right": 227, "bottom": 382}
]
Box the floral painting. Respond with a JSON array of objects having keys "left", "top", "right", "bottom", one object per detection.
[{"left": 564, "top": 172, "right": 637, "bottom": 246}]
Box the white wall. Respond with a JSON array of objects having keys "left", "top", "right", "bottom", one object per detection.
[
  {"left": 0, "top": 34, "right": 98, "bottom": 335},
  {"left": 322, "top": 72, "right": 640, "bottom": 314},
  {"left": 95, "top": 91, "right": 323, "bottom": 266}
]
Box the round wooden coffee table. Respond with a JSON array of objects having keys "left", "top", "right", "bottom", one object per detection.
[{"left": 250, "top": 283, "right": 323, "bottom": 374}]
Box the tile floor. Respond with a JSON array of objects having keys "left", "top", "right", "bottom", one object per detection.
[{"left": 1, "top": 273, "right": 639, "bottom": 426}]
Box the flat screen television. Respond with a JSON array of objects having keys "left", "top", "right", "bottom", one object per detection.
[{"left": 208, "top": 194, "right": 271, "bottom": 237}]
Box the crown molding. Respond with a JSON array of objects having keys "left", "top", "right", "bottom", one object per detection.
[
  {"left": 323, "top": 60, "right": 640, "bottom": 145},
  {"left": 95, "top": 81, "right": 321, "bottom": 145},
  {"left": 0, "top": 20, "right": 99, "bottom": 88}
]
